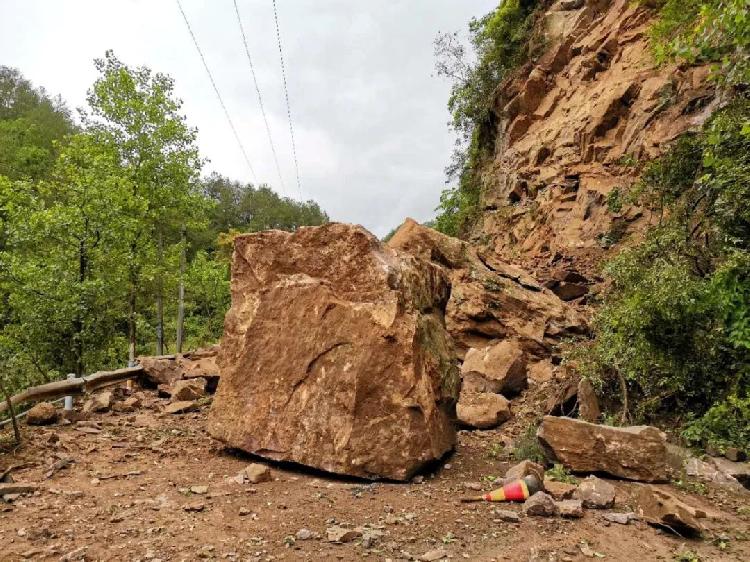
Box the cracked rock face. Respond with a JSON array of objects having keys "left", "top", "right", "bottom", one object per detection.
[{"left": 207, "top": 223, "right": 459, "bottom": 480}]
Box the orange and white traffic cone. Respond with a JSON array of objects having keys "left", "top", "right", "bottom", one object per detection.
[{"left": 460, "top": 474, "right": 542, "bottom": 503}]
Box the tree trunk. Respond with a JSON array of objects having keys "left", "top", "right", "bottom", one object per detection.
[
  {"left": 155, "top": 231, "right": 164, "bottom": 356},
  {"left": 128, "top": 279, "right": 137, "bottom": 367},
  {"left": 0, "top": 378, "right": 21, "bottom": 445},
  {"left": 176, "top": 226, "right": 187, "bottom": 353}
]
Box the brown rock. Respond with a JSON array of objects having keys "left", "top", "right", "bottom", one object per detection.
[
  {"left": 504, "top": 460, "right": 546, "bottom": 486},
  {"left": 420, "top": 549, "right": 449, "bottom": 562},
  {"left": 523, "top": 492, "right": 557, "bottom": 516},
  {"left": 577, "top": 476, "right": 615, "bottom": 509},
  {"left": 26, "top": 402, "right": 58, "bottom": 426},
  {"left": 557, "top": 499, "right": 584, "bottom": 518},
  {"left": 83, "top": 391, "right": 112, "bottom": 414},
  {"left": 544, "top": 479, "right": 577, "bottom": 500},
  {"left": 456, "top": 392, "right": 511, "bottom": 429},
  {"left": 326, "top": 526, "right": 361, "bottom": 543},
  {"left": 577, "top": 378, "right": 601, "bottom": 422},
  {"left": 724, "top": 447, "right": 747, "bottom": 462},
  {"left": 461, "top": 340, "right": 527, "bottom": 395},
  {"left": 537, "top": 416, "right": 669, "bottom": 482},
  {"left": 243, "top": 463, "right": 272, "bottom": 484},
  {"left": 164, "top": 401, "right": 198, "bottom": 415},
  {"left": 208, "top": 224, "right": 459, "bottom": 481},
  {"left": 170, "top": 378, "right": 206, "bottom": 402},
  {"left": 635, "top": 486, "right": 704, "bottom": 536},
  {"left": 112, "top": 396, "right": 141, "bottom": 413},
  {"left": 138, "top": 345, "right": 220, "bottom": 388}
]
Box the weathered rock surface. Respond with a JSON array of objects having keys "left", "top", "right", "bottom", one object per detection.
[
  {"left": 138, "top": 346, "right": 220, "bottom": 388},
  {"left": 170, "top": 378, "right": 206, "bottom": 402},
  {"left": 83, "top": 391, "right": 112, "bottom": 414},
  {"left": 576, "top": 378, "right": 600, "bottom": 422},
  {"left": 26, "top": 402, "right": 58, "bottom": 425},
  {"left": 461, "top": 340, "right": 527, "bottom": 395},
  {"left": 544, "top": 479, "right": 577, "bottom": 500},
  {"left": 557, "top": 498, "right": 584, "bottom": 518},
  {"left": 243, "top": 463, "right": 272, "bottom": 484},
  {"left": 208, "top": 223, "right": 459, "bottom": 481},
  {"left": 524, "top": 492, "right": 557, "bottom": 516},
  {"left": 537, "top": 416, "right": 669, "bottom": 482},
  {"left": 456, "top": 392, "right": 510, "bottom": 429},
  {"left": 388, "top": 219, "right": 586, "bottom": 360},
  {"left": 577, "top": 476, "right": 615, "bottom": 509},
  {"left": 503, "top": 460, "right": 545, "bottom": 487},
  {"left": 635, "top": 486, "right": 705, "bottom": 536},
  {"left": 164, "top": 400, "right": 198, "bottom": 415}
]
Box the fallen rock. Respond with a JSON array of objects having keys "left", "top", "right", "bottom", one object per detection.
[
  {"left": 243, "top": 463, "right": 272, "bottom": 484},
  {"left": 138, "top": 345, "right": 220, "bottom": 388},
  {"left": 420, "top": 549, "right": 449, "bottom": 562},
  {"left": 557, "top": 499, "right": 584, "bottom": 518},
  {"left": 461, "top": 340, "right": 527, "bottom": 395},
  {"left": 170, "top": 378, "right": 206, "bottom": 402},
  {"left": 207, "top": 224, "right": 459, "bottom": 480},
  {"left": 83, "top": 391, "right": 112, "bottom": 414},
  {"left": 456, "top": 392, "right": 511, "bottom": 429},
  {"left": 182, "top": 502, "right": 205, "bottom": 513},
  {"left": 0, "top": 483, "right": 40, "bottom": 496},
  {"left": 724, "top": 447, "right": 747, "bottom": 462},
  {"left": 112, "top": 396, "right": 141, "bottom": 413},
  {"left": 26, "top": 402, "right": 58, "bottom": 426},
  {"left": 164, "top": 400, "right": 198, "bottom": 415},
  {"left": 710, "top": 457, "right": 750, "bottom": 489},
  {"left": 295, "top": 529, "right": 316, "bottom": 541},
  {"left": 189, "top": 485, "right": 208, "bottom": 495},
  {"left": 544, "top": 479, "right": 577, "bottom": 500},
  {"left": 577, "top": 476, "right": 615, "bottom": 509},
  {"left": 537, "top": 416, "right": 669, "bottom": 482},
  {"left": 523, "top": 491, "right": 557, "bottom": 516},
  {"left": 603, "top": 512, "right": 637, "bottom": 525},
  {"left": 503, "top": 460, "right": 545, "bottom": 486},
  {"left": 326, "top": 526, "right": 361, "bottom": 543},
  {"left": 635, "top": 486, "right": 704, "bottom": 536},
  {"left": 493, "top": 509, "right": 521, "bottom": 523},
  {"left": 576, "top": 378, "right": 600, "bottom": 422}
]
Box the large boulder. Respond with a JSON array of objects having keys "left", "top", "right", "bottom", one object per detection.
[
  {"left": 537, "top": 416, "right": 669, "bottom": 482},
  {"left": 207, "top": 224, "right": 459, "bottom": 481},
  {"left": 26, "top": 402, "right": 58, "bottom": 426},
  {"left": 456, "top": 392, "right": 511, "bottom": 429}
]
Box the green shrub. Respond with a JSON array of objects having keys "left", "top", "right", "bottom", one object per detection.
[
  {"left": 682, "top": 394, "right": 750, "bottom": 452},
  {"left": 511, "top": 422, "right": 546, "bottom": 464}
]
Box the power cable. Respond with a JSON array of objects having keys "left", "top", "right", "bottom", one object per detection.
[
  {"left": 271, "top": 0, "right": 302, "bottom": 197},
  {"left": 233, "top": 0, "right": 286, "bottom": 192},
  {"left": 176, "top": 0, "right": 257, "bottom": 181}
]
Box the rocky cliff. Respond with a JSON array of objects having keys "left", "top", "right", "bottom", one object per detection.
[{"left": 475, "top": 0, "right": 717, "bottom": 297}]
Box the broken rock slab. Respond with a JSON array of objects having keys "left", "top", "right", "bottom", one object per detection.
[
  {"left": 164, "top": 401, "right": 199, "bottom": 415},
  {"left": 461, "top": 340, "right": 528, "bottom": 395},
  {"left": 635, "top": 485, "right": 704, "bottom": 537},
  {"left": 523, "top": 492, "right": 557, "bottom": 516},
  {"left": 138, "top": 345, "right": 220, "bottom": 389},
  {"left": 208, "top": 223, "right": 459, "bottom": 481},
  {"left": 456, "top": 392, "right": 511, "bottom": 429},
  {"left": 170, "top": 378, "right": 206, "bottom": 402},
  {"left": 577, "top": 476, "right": 615, "bottom": 509},
  {"left": 537, "top": 416, "right": 669, "bottom": 482},
  {"left": 83, "top": 391, "right": 112, "bottom": 414}
]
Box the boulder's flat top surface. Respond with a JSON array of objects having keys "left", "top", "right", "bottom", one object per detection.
[{"left": 1, "top": 388, "right": 747, "bottom": 562}]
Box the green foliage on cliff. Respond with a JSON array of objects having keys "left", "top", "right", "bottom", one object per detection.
[
  {"left": 579, "top": 96, "right": 750, "bottom": 450},
  {"left": 433, "top": 0, "right": 542, "bottom": 237}
]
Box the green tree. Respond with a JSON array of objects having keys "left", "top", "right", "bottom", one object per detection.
[{"left": 85, "top": 51, "right": 203, "bottom": 361}]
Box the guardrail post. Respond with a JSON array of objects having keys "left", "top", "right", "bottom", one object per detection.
[{"left": 64, "top": 373, "right": 76, "bottom": 411}]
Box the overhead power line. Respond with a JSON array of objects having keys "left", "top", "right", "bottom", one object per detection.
[
  {"left": 233, "top": 0, "right": 286, "bottom": 193},
  {"left": 271, "top": 0, "right": 302, "bottom": 197},
  {"left": 176, "top": 0, "right": 257, "bottom": 181}
]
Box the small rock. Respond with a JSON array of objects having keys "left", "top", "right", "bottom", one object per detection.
[
  {"left": 603, "top": 512, "right": 636, "bottom": 525},
  {"left": 420, "top": 549, "right": 449, "bottom": 562},
  {"left": 361, "top": 529, "right": 384, "bottom": 549},
  {"left": 295, "top": 529, "right": 315, "bottom": 540},
  {"left": 112, "top": 396, "right": 141, "bottom": 413},
  {"left": 544, "top": 480, "right": 577, "bottom": 500},
  {"left": 190, "top": 485, "right": 208, "bottom": 495},
  {"left": 170, "top": 378, "right": 207, "bottom": 402},
  {"left": 523, "top": 492, "right": 557, "bottom": 517},
  {"left": 493, "top": 509, "right": 520, "bottom": 523},
  {"left": 463, "top": 481, "right": 482, "bottom": 491},
  {"left": 412, "top": 475, "right": 424, "bottom": 484},
  {"left": 725, "top": 447, "right": 747, "bottom": 462},
  {"left": 83, "top": 391, "right": 113, "bottom": 414},
  {"left": 577, "top": 476, "right": 615, "bottom": 509},
  {"left": 238, "top": 507, "right": 252, "bottom": 516},
  {"left": 503, "top": 460, "right": 545, "bottom": 486},
  {"left": 557, "top": 499, "right": 584, "bottom": 518},
  {"left": 326, "top": 526, "right": 361, "bottom": 543},
  {"left": 183, "top": 502, "right": 205, "bottom": 512},
  {"left": 26, "top": 402, "right": 58, "bottom": 425},
  {"left": 164, "top": 400, "right": 199, "bottom": 415},
  {"left": 244, "top": 463, "right": 272, "bottom": 484}
]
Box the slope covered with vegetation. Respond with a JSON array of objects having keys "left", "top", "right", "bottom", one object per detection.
[{"left": 0, "top": 53, "right": 328, "bottom": 397}]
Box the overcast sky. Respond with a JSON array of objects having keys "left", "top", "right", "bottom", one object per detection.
[{"left": 1, "top": 0, "right": 497, "bottom": 236}]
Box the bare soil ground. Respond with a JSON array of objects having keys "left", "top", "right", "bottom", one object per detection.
[{"left": 1, "top": 389, "right": 749, "bottom": 562}]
